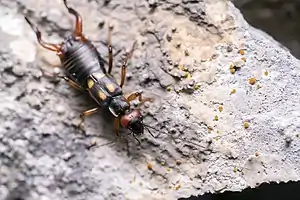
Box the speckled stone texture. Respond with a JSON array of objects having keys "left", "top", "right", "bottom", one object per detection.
[{"left": 0, "top": 0, "right": 299, "bottom": 200}]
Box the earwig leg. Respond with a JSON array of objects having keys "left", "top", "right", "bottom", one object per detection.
[
  {"left": 124, "top": 137, "right": 131, "bottom": 156},
  {"left": 24, "top": 17, "right": 61, "bottom": 52},
  {"left": 113, "top": 117, "right": 120, "bottom": 137},
  {"left": 107, "top": 25, "right": 113, "bottom": 74},
  {"left": 126, "top": 92, "right": 154, "bottom": 104},
  {"left": 114, "top": 134, "right": 130, "bottom": 155},
  {"left": 132, "top": 134, "right": 141, "bottom": 145},
  {"left": 120, "top": 41, "right": 137, "bottom": 88},
  {"left": 63, "top": 0, "right": 83, "bottom": 38},
  {"left": 145, "top": 126, "right": 156, "bottom": 138},
  {"left": 41, "top": 70, "right": 85, "bottom": 91},
  {"left": 78, "top": 107, "right": 99, "bottom": 129},
  {"left": 62, "top": 76, "right": 85, "bottom": 91}
]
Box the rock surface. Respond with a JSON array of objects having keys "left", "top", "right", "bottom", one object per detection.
[{"left": 0, "top": 0, "right": 299, "bottom": 200}]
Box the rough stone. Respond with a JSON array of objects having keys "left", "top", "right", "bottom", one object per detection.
[{"left": 0, "top": 0, "right": 300, "bottom": 200}]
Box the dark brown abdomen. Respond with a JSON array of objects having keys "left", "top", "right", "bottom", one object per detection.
[{"left": 60, "top": 37, "right": 106, "bottom": 88}]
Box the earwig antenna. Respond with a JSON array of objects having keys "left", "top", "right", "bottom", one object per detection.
[
  {"left": 97, "top": 141, "right": 115, "bottom": 147},
  {"left": 24, "top": 17, "right": 40, "bottom": 37},
  {"left": 24, "top": 16, "right": 61, "bottom": 52},
  {"left": 144, "top": 125, "right": 156, "bottom": 138},
  {"left": 132, "top": 133, "right": 141, "bottom": 145},
  {"left": 144, "top": 124, "right": 206, "bottom": 149}
]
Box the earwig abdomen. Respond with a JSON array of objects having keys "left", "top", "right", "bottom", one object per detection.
[{"left": 60, "top": 37, "right": 106, "bottom": 87}]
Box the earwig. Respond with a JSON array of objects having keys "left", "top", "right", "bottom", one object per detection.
[
  {"left": 25, "top": 0, "right": 154, "bottom": 143},
  {"left": 25, "top": 0, "right": 209, "bottom": 149}
]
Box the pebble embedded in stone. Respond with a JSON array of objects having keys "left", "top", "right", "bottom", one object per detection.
[
  {"left": 12, "top": 64, "right": 26, "bottom": 77},
  {"left": 3, "top": 73, "right": 17, "bottom": 86},
  {"left": 56, "top": 104, "right": 66, "bottom": 115},
  {"left": 233, "top": 57, "right": 245, "bottom": 68}
]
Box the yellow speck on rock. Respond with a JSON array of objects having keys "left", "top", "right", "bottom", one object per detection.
[
  {"left": 230, "top": 67, "right": 235, "bottom": 74},
  {"left": 166, "top": 86, "right": 172, "bottom": 91},
  {"left": 179, "top": 65, "right": 184, "bottom": 71},
  {"left": 264, "top": 71, "right": 269, "bottom": 76},
  {"left": 257, "top": 84, "right": 262, "bottom": 89},
  {"left": 147, "top": 162, "right": 153, "bottom": 170},
  {"left": 218, "top": 106, "right": 223, "bottom": 112},
  {"left": 194, "top": 84, "right": 200, "bottom": 90},
  {"left": 175, "top": 184, "right": 181, "bottom": 190},
  {"left": 183, "top": 72, "right": 189, "bottom": 78},
  {"left": 249, "top": 77, "right": 256, "bottom": 85},
  {"left": 244, "top": 122, "right": 249, "bottom": 129},
  {"left": 214, "top": 115, "right": 219, "bottom": 121},
  {"left": 239, "top": 49, "right": 245, "bottom": 55},
  {"left": 233, "top": 166, "right": 238, "bottom": 173},
  {"left": 230, "top": 88, "right": 236, "bottom": 94}
]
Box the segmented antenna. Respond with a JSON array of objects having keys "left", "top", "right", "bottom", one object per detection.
[{"left": 144, "top": 124, "right": 207, "bottom": 149}]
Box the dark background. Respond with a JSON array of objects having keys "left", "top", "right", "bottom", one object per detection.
[{"left": 182, "top": 181, "right": 300, "bottom": 200}]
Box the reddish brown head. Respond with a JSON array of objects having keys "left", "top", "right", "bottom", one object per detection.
[{"left": 120, "top": 109, "right": 144, "bottom": 135}]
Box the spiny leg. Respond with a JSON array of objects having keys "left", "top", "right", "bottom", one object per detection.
[
  {"left": 62, "top": 76, "right": 85, "bottom": 91},
  {"left": 132, "top": 134, "right": 141, "bottom": 145},
  {"left": 41, "top": 70, "right": 85, "bottom": 91},
  {"left": 107, "top": 25, "right": 114, "bottom": 74},
  {"left": 112, "top": 118, "right": 131, "bottom": 154},
  {"left": 113, "top": 117, "right": 120, "bottom": 136},
  {"left": 63, "top": 0, "right": 83, "bottom": 38},
  {"left": 126, "top": 92, "right": 154, "bottom": 105},
  {"left": 120, "top": 41, "right": 137, "bottom": 88},
  {"left": 24, "top": 17, "right": 61, "bottom": 52},
  {"left": 144, "top": 125, "right": 157, "bottom": 138},
  {"left": 78, "top": 107, "right": 99, "bottom": 129}
]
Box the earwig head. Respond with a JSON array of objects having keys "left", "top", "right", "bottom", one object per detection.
[{"left": 120, "top": 109, "right": 144, "bottom": 135}]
